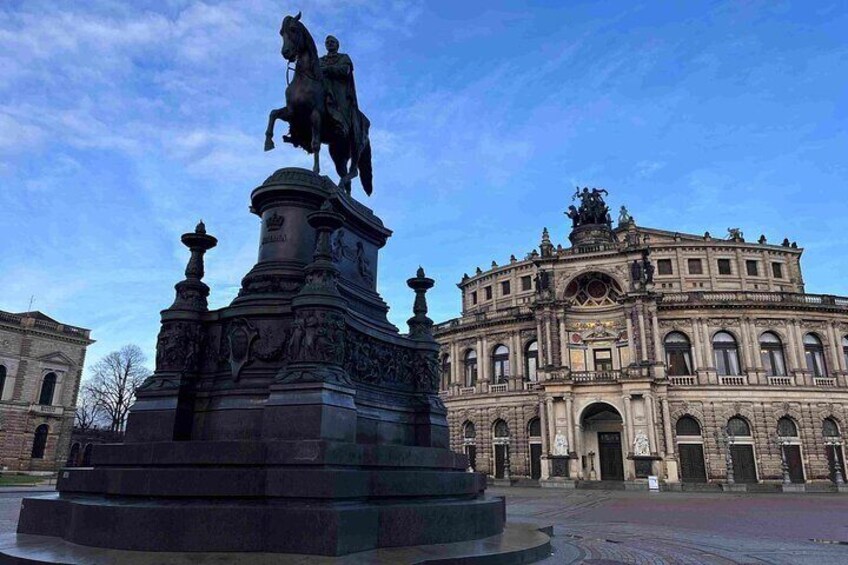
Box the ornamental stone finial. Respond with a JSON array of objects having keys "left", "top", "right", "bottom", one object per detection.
[
  {"left": 170, "top": 222, "right": 218, "bottom": 311},
  {"left": 407, "top": 267, "right": 435, "bottom": 340}
]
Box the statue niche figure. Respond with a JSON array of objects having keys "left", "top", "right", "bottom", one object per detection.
[{"left": 264, "top": 13, "right": 373, "bottom": 196}]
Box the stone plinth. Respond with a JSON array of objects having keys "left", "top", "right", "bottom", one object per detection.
[{"left": 8, "top": 168, "right": 509, "bottom": 561}]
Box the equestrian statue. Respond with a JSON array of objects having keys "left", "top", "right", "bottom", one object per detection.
[{"left": 264, "top": 12, "right": 373, "bottom": 196}]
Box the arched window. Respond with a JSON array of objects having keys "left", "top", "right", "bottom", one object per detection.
[
  {"left": 0, "top": 365, "right": 6, "bottom": 401},
  {"left": 31, "top": 424, "right": 49, "bottom": 459},
  {"left": 528, "top": 417, "right": 541, "bottom": 438},
  {"left": 525, "top": 341, "right": 539, "bottom": 382},
  {"left": 713, "top": 332, "right": 741, "bottom": 376},
  {"left": 82, "top": 444, "right": 93, "bottom": 466},
  {"left": 727, "top": 416, "right": 751, "bottom": 437},
  {"left": 67, "top": 443, "right": 81, "bottom": 467},
  {"left": 823, "top": 418, "right": 840, "bottom": 438},
  {"left": 463, "top": 421, "right": 476, "bottom": 440},
  {"left": 562, "top": 273, "right": 623, "bottom": 307},
  {"left": 440, "top": 354, "right": 451, "bottom": 391},
  {"left": 804, "top": 333, "right": 827, "bottom": 377},
  {"left": 664, "top": 332, "right": 693, "bottom": 376},
  {"left": 492, "top": 345, "right": 510, "bottom": 384},
  {"left": 759, "top": 332, "right": 787, "bottom": 376},
  {"left": 464, "top": 350, "right": 477, "bottom": 387},
  {"left": 777, "top": 417, "right": 798, "bottom": 438},
  {"left": 675, "top": 415, "right": 702, "bottom": 436},
  {"left": 493, "top": 420, "right": 510, "bottom": 438},
  {"left": 38, "top": 372, "right": 57, "bottom": 406}
]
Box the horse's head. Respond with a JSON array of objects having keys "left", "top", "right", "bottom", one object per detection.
[{"left": 280, "top": 12, "right": 304, "bottom": 62}]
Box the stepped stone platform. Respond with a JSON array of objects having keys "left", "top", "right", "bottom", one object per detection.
[{"left": 1, "top": 168, "right": 539, "bottom": 563}]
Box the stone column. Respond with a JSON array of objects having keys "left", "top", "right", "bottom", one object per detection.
[
  {"left": 827, "top": 322, "right": 842, "bottom": 374},
  {"left": 535, "top": 319, "right": 545, "bottom": 375},
  {"left": 625, "top": 312, "right": 635, "bottom": 357},
  {"left": 691, "top": 317, "right": 704, "bottom": 370},
  {"left": 565, "top": 394, "right": 575, "bottom": 454},
  {"left": 834, "top": 322, "right": 847, "bottom": 373},
  {"left": 558, "top": 314, "right": 568, "bottom": 369},
  {"left": 786, "top": 319, "right": 800, "bottom": 370},
  {"left": 651, "top": 310, "right": 662, "bottom": 365},
  {"left": 738, "top": 318, "right": 754, "bottom": 373},
  {"left": 481, "top": 336, "right": 490, "bottom": 385},
  {"left": 450, "top": 342, "right": 460, "bottom": 386},
  {"left": 637, "top": 305, "right": 649, "bottom": 363},
  {"left": 661, "top": 395, "right": 680, "bottom": 483},
  {"left": 512, "top": 332, "right": 523, "bottom": 389},
  {"left": 545, "top": 315, "right": 554, "bottom": 366},
  {"left": 539, "top": 396, "right": 550, "bottom": 479},
  {"left": 476, "top": 337, "right": 484, "bottom": 387},
  {"left": 644, "top": 394, "right": 659, "bottom": 454},
  {"left": 622, "top": 395, "right": 634, "bottom": 451}
]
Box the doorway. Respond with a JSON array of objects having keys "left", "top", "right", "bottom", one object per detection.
[
  {"left": 530, "top": 444, "right": 542, "bottom": 479},
  {"left": 730, "top": 444, "right": 757, "bottom": 483},
  {"left": 678, "top": 443, "right": 707, "bottom": 482},
  {"left": 494, "top": 444, "right": 508, "bottom": 478},
  {"left": 598, "top": 432, "right": 624, "bottom": 481},
  {"left": 783, "top": 445, "right": 804, "bottom": 483}
]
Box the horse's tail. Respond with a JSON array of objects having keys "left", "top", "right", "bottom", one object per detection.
[{"left": 359, "top": 140, "right": 373, "bottom": 196}]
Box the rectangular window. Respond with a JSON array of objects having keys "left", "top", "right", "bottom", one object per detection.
[
  {"left": 484, "top": 286, "right": 492, "bottom": 300},
  {"left": 746, "top": 260, "right": 759, "bottom": 277},
  {"left": 657, "top": 259, "right": 673, "bottom": 275},
  {"left": 471, "top": 291, "right": 477, "bottom": 305},
  {"left": 688, "top": 258, "right": 703, "bottom": 275},
  {"left": 521, "top": 275, "right": 532, "bottom": 291},
  {"left": 717, "top": 259, "right": 732, "bottom": 275},
  {"left": 772, "top": 262, "right": 784, "bottom": 278},
  {"left": 501, "top": 280, "right": 511, "bottom": 296}
]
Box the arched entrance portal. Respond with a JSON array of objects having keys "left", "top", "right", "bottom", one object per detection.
[{"left": 581, "top": 403, "right": 624, "bottom": 481}]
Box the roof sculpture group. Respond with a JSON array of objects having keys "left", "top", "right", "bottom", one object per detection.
[{"left": 264, "top": 12, "right": 373, "bottom": 196}]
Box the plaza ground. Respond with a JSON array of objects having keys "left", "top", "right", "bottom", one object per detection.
[
  {"left": 3, "top": 485, "right": 848, "bottom": 563},
  {"left": 497, "top": 486, "right": 848, "bottom": 564}
]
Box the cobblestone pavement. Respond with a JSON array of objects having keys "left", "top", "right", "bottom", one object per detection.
[
  {"left": 4, "top": 487, "right": 848, "bottom": 563},
  {"left": 492, "top": 486, "right": 848, "bottom": 564}
]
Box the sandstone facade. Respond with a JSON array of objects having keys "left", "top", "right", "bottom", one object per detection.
[{"left": 0, "top": 311, "right": 93, "bottom": 472}]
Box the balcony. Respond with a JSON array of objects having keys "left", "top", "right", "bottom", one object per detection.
[
  {"left": 571, "top": 370, "right": 621, "bottom": 383},
  {"left": 489, "top": 383, "right": 508, "bottom": 393},
  {"left": 669, "top": 375, "right": 697, "bottom": 386},
  {"left": 458, "top": 386, "right": 476, "bottom": 395},
  {"left": 815, "top": 377, "right": 838, "bottom": 387},
  {"left": 768, "top": 376, "right": 794, "bottom": 386},
  {"left": 30, "top": 404, "right": 63, "bottom": 416},
  {"left": 719, "top": 375, "right": 747, "bottom": 386}
]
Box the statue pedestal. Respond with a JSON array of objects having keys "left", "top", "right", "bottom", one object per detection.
[{"left": 6, "top": 168, "right": 528, "bottom": 562}]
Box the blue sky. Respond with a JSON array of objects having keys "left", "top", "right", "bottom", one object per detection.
[{"left": 1, "top": 0, "right": 846, "bottom": 371}]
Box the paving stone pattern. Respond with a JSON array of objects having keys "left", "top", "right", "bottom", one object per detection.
[{"left": 495, "top": 487, "right": 848, "bottom": 564}]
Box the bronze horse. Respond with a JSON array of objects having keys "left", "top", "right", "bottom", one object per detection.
[{"left": 264, "top": 13, "right": 373, "bottom": 196}]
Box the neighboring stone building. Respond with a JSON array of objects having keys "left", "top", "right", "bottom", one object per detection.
[
  {"left": 435, "top": 189, "right": 848, "bottom": 489},
  {"left": 0, "top": 311, "right": 93, "bottom": 471}
]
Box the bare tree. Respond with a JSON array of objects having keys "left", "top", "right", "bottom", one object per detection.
[
  {"left": 74, "top": 385, "right": 103, "bottom": 431},
  {"left": 84, "top": 344, "right": 152, "bottom": 432}
]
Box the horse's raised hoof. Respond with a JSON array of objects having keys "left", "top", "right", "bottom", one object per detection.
[{"left": 264, "top": 138, "right": 275, "bottom": 152}]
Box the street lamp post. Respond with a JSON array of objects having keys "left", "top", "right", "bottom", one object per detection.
[
  {"left": 825, "top": 438, "right": 845, "bottom": 486},
  {"left": 716, "top": 426, "right": 735, "bottom": 484},
  {"left": 772, "top": 434, "right": 791, "bottom": 485}
]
